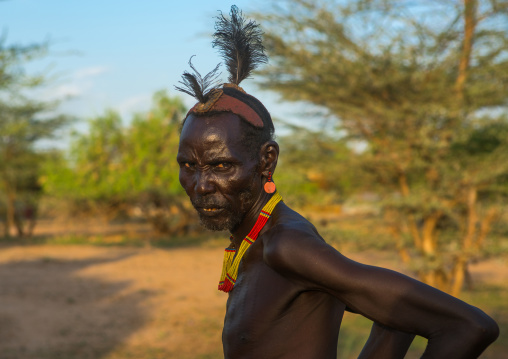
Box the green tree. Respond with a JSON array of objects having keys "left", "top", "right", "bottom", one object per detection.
[
  {"left": 276, "top": 125, "right": 358, "bottom": 208},
  {"left": 42, "top": 91, "right": 194, "bottom": 236},
  {"left": 0, "top": 38, "right": 67, "bottom": 237},
  {"left": 257, "top": 0, "right": 508, "bottom": 295}
]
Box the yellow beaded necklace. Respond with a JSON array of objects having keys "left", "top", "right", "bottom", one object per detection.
[{"left": 218, "top": 191, "right": 283, "bottom": 292}]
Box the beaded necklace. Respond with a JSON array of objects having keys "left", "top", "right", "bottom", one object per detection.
[{"left": 218, "top": 191, "right": 283, "bottom": 292}]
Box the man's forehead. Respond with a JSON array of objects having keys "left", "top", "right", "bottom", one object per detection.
[
  {"left": 180, "top": 112, "right": 243, "bottom": 143},
  {"left": 178, "top": 112, "right": 249, "bottom": 158}
]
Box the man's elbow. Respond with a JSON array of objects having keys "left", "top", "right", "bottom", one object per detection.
[
  {"left": 465, "top": 312, "right": 499, "bottom": 349},
  {"left": 476, "top": 317, "right": 499, "bottom": 346}
]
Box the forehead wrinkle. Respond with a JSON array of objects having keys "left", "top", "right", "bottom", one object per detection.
[
  {"left": 204, "top": 144, "right": 233, "bottom": 159},
  {"left": 179, "top": 132, "right": 244, "bottom": 162},
  {"left": 178, "top": 112, "right": 247, "bottom": 160}
]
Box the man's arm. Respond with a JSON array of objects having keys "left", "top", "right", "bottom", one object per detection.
[
  {"left": 358, "top": 322, "right": 415, "bottom": 359},
  {"left": 346, "top": 306, "right": 415, "bottom": 358},
  {"left": 263, "top": 225, "right": 499, "bottom": 358}
]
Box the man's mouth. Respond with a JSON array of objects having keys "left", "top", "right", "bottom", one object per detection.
[{"left": 196, "top": 206, "right": 225, "bottom": 216}]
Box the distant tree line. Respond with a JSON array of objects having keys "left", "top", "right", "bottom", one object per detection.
[{"left": 41, "top": 91, "right": 198, "bottom": 236}]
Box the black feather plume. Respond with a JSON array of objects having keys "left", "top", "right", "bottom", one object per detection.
[
  {"left": 212, "top": 5, "right": 267, "bottom": 85},
  {"left": 174, "top": 56, "right": 222, "bottom": 103}
]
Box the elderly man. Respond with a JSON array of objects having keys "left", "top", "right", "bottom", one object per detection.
[{"left": 176, "top": 6, "right": 499, "bottom": 359}]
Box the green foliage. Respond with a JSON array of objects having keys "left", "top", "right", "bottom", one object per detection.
[
  {"left": 257, "top": 0, "right": 508, "bottom": 293},
  {"left": 0, "top": 36, "right": 47, "bottom": 91},
  {"left": 276, "top": 125, "right": 359, "bottom": 206},
  {"left": 42, "top": 91, "right": 195, "bottom": 235},
  {"left": 0, "top": 36, "right": 69, "bottom": 237}
]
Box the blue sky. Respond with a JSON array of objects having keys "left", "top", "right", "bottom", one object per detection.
[{"left": 1, "top": 0, "right": 293, "bottom": 128}]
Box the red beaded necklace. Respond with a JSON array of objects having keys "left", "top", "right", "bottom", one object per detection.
[{"left": 218, "top": 191, "right": 282, "bottom": 292}]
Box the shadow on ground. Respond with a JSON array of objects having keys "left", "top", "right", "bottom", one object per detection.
[
  {"left": 0, "top": 230, "right": 227, "bottom": 250},
  {"left": 0, "top": 252, "right": 154, "bottom": 359}
]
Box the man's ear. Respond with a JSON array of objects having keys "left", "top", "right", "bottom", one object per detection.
[{"left": 258, "top": 141, "right": 279, "bottom": 177}]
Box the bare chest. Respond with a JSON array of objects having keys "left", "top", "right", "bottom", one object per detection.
[{"left": 221, "top": 242, "right": 344, "bottom": 359}]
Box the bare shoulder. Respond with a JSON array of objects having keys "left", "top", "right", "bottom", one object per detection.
[
  {"left": 262, "top": 202, "right": 338, "bottom": 283},
  {"left": 263, "top": 202, "right": 324, "bottom": 249}
]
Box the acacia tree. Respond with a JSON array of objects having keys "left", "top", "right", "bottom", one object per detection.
[
  {"left": 257, "top": 0, "right": 508, "bottom": 295},
  {"left": 276, "top": 125, "right": 359, "bottom": 208},
  {"left": 0, "top": 38, "right": 67, "bottom": 237}
]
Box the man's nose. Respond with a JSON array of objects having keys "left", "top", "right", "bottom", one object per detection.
[{"left": 194, "top": 170, "right": 215, "bottom": 195}]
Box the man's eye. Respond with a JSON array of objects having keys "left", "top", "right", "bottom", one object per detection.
[{"left": 215, "top": 163, "right": 231, "bottom": 170}]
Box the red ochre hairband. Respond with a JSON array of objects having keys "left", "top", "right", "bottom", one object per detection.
[{"left": 187, "top": 90, "right": 264, "bottom": 128}]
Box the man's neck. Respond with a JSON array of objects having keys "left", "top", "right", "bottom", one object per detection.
[{"left": 230, "top": 191, "right": 274, "bottom": 248}]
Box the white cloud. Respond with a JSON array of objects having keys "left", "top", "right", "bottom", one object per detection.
[
  {"left": 33, "top": 65, "right": 109, "bottom": 101},
  {"left": 73, "top": 66, "right": 109, "bottom": 80},
  {"left": 116, "top": 94, "right": 152, "bottom": 120},
  {"left": 50, "top": 83, "right": 87, "bottom": 98}
]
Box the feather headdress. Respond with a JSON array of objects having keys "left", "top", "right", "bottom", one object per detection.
[
  {"left": 213, "top": 5, "right": 268, "bottom": 86},
  {"left": 175, "top": 5, "right": 272, "bottom": 129},
  {"left": 174, "top": 56, "right": 221, "bottom": 103}
]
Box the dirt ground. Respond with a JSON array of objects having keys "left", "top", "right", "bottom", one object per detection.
[
  {"left": 0, "top": 245, "right": 227, "bottom": 359},
  {"left": 0, "top": 243, "right": 506, "bottom": 359}
]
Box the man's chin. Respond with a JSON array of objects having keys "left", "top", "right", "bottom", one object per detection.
[
  {"left": 200, "top": 222, "right": 229, "bottom": 232},
  {"left": 198, "top": 213, "right": 241, "bottom": 232}
]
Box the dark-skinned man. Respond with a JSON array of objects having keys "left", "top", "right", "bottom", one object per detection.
[{"left": 175, "top": 6, "right": 499, "bottom": 359}]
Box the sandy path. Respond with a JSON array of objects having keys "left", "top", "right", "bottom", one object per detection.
[{"left": 0, "top": 245, "right": 227, "bottom": 359}]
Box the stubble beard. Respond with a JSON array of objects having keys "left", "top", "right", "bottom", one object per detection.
[{"left": 193, "top": 189, "right": 255, "bottom": 233}]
